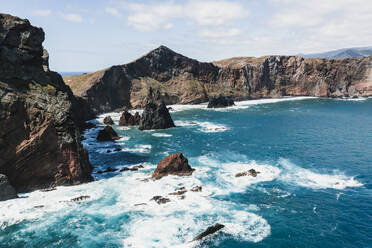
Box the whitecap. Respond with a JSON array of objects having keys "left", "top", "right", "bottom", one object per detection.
[
  {"left": 152, "top": 133, "right": 173, "bottom": 137},
  {"left": 278, "top": 159, "right": 363, "bottom": 190},
  {"left": 197, "top": 122, "right": 228, "bottom": 133}
]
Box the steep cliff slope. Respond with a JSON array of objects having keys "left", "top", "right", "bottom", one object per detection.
[
  {"left": 65, "top": 46, "right": 372, "bottom": 116},
  {"left": 0, "top": 14, "right": 92, "bottom": 192}
]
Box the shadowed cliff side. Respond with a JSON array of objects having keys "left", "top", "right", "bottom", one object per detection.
[
  {"left": 65, "top": 47, "right": 372, "bottom": 118},
  {"left": 0, "top": 13, "right": 93, "bottom": 192}
]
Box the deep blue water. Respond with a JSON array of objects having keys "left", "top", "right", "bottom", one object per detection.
[{"left": 1, "top": 97, "right": 371, "bottom": 248}]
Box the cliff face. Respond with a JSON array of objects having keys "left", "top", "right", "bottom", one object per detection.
[
  {"left": 65, "top": 46, "right": 372, "bottom": 116},
  {"left": 0, "top": 14, "right": 92, "bottom": 192}
]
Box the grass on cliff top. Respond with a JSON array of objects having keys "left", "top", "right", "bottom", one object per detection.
[{"left": 64, "top": 69, "right": 106, "bottom": 96}]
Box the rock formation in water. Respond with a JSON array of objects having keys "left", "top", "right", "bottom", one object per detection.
[
  {"left": 0, "top": 14, "right": 93, "bottom": 192},
  {"left": 192, "top": 223, "right": 225, "bottom": 241},
  {"left": 64, "top": 45, "right": 372, "bottom": 118},
  {"left": 138, "top": 87, "right": 175, "bottom": 130},
  {"left": 207, "top": 95, "right": 235, "bottom": 108},
  {"left": 153, "top": 152, "right": 194, "bottom": 179},
  {"left": 0, "top": 174, "right": 18, "bottom": 201},
  {"left": 96, "top": 125, "right": 120, "bottom": 141},
  {"left": 119, "top": 111, "right": 140, "bottom": 126},
  {"left": 103, "top": 116, "right": 114, "bottom": 125}
]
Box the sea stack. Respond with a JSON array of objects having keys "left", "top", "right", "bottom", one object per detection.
[
  {"left": 152, "top": 153, "right": 194, "bottom": 179},
  {"left": 119, "top": 111, "right": 141, "bottom": 126},
  {"left": 138, "top": 87, "right": 175, "bottom": 130},
  {"left": 96, "top": 126, "right": 121, "bottom": 141},
  {"left": 0, "top": 174, "right": 18, "bottom": 201},
  {"left": 0, "top": 13, "right": 92, "bottom": 192}
]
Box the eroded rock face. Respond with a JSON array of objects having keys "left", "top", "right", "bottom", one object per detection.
[
  {"left": 207, "top": 95, "right": 235, "bottom": 108},
  {"left": 0, "top": 13, "right": 92, "bottom": 192},
  {"left": 138, "top": 87, "right": 175, "bottom": 130},
  {"left": 0, "top": 174, "right": 17, "bottom": 201},
  {"left": 119, "top": 111, "right": 140, "bottom": 126},
  {"left": 96, "top": 126, "right": 120, "bottom": 141},
  {"left": 65, "top": 46, "right": 372, "bottom": 117},
  {"left": 153, "top": 152, "right": 194, "bottom": 179}
]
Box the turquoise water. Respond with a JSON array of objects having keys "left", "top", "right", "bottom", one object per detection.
[{"left": 1, "top": 97, "right": 371, "bottom": 248}]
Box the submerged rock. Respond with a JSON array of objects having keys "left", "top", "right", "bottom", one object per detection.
[
  {"left": 150, "top": 196, "right": 170, "bottom": 204},
  {"left": 138, "top": 87, "right": 175, "bottom": 130},
  {"left": 96, "top": 167, "right": 118, "bottom": 174},
  {"left": 71, "top": 195, "right": 90, "bottom": 202},
  {"left": 103, "top": 116, "right": 114, "bottom": 125},
  {"left": 207, "top": 95, "right": 235, "bottom": 108},
  {"left": 169, "top": 189, "right": 187, "bottom": 195},
  {"left": 119, "top": 111, "right": 140, "bottom": 126},
  {"left": 152, "top": 153, "right": 194, "bottom": 179},
  {"left": 190, "top": 186, "right": 202, "bottom": 192},
  {"left": 0, "top": 174, "right": 18, "bottom": 201},
  {"left": 192, "top": 223, "right": 225, "bottom": 241},
  {"left": 235, "top": 168, "right": 260, "bottom": 178},
  {"left": 96, "top": 126, "right": 121, "bottom": 141}
]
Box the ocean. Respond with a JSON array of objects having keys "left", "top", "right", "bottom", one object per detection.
[{"left": 1, "top": 97, "right": 371, "bottom": 248}]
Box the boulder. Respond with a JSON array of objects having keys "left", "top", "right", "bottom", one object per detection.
[
  {"left": 119, "top": 111, "right": 140, "bottom": 126},
  {"left": 138, "top": 87, "right": 175, "bottom": 130},
  {"left": 190, "top": 186, "right": 202, "bottom": 192},
  {"left": 207, "top": 95, "right": 235, "bottom": 108},
  {"left": 152, "top": 153, "right": 194, "bottom": 179},
  {"left": 103, "top": 116, "right": 114, "bottom": 125},
  {"left": 150, "top": 196, "right": 170, "bottom": 204},
  {"left": 235, "top": 168, "right": 260, "bottom": 178},
  {"left": 96, "top": 126, "right": 121, "bottom": 141},
  {"left": 0, "top": 174, "right": 18, "bottom": 201},
  {"left": 192, "top": 223, "right": 225, "bottom": 241}
]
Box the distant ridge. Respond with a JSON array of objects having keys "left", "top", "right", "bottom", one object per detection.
[{"left": 299, "top": 46, "right": 372, "bottom": 59}]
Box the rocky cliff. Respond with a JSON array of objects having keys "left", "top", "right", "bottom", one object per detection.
[
  {"left": 65, "top": 46, "right": 372, "bottom": 116},
  {"left": 0, "top": 13, "right": 92, "bottom": 192}
]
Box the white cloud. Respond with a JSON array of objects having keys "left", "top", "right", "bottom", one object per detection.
[
  {"left": 200, "top": 28, "right": 241, "bottom": 38},
  {"left": 122, "top": 0, "right": 247, "bottom": 32},
  {"left": 30, "top": 9, "right": 52, "bottom": 17},
  {"left": 60, "top": 13, "right": 83, "bottom": 23},
  {"left": 105, "top": 7, "right": 122, "bottom": 18}
]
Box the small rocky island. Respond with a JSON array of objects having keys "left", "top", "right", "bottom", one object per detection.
[
  {"left": 207, "top": 95, "right": 235, "bottom": 108},
  {"left": 153, "top": 152, "right": 194, "bottom": 179},
  {"left": 139, "top": 87, "right": 176, "bottom": 130}
]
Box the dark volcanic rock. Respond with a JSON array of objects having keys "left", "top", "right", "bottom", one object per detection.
[
  {"left": 192, "top": 223, "right": 225, "bottom": 241},
  {"left": 150, "top": 195, "right": 170, "bottom": 204},
  {"left": 96, "top": 126, "right": 120, "bottom": 141},
  {"left": 207, "top": 95, "right": 235, "bottom": 108},
  {"left": 119, "top": 111, "right": 140, "bottom": 126},
  {"left": 235, "top": 168, "right": 260, "bottom": 178},
  {"left": 138, "top": 87, "right": 175, "bottom": 130},
  {"left": 152, "top": 152, "right": 194, "bottom": 179},
  {"left": 71, "top": 195, "right": 90, "bottom": 202},
  {"left": 96, "top": 167, "right": 118, "bottom": 174},
  {"left": 103, "top": 116, "right": 114, "bottom": 125},
  {"left": 0, "top": 13, "right": 92, "bottom": 192},
  {"left": 190, "top": 186, "right": 202, "bottom": 192},
  {"left": 0, "top": 174, "right": 18, "bottom": 201}
]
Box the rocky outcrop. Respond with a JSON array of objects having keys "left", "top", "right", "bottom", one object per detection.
[
  {"left": 119, "top": 111, "right": 140, "bottom": 126},
  {"left": 235, "top": 169, "right": 260, "bottom": 177},
  {"left": 207, "top": 95, "right": 235, "bottom": 108},
  {"left": 96, "top": 126, "right": 120, "bottom": 141},
  {"left": 103, "top": 116, "right": 114, "bottom": 125},
  {"left": 138, "top": 87, "right": 175, "bottom": 130},
  {"left": 0, "top": 174, "right": 17, "bottom": 201},
  {"left": 64, "top": 45, "right": 372, "bottom": 118},
  {"left": 0, "top": 14, "right": 92, "bottom": 192},
  {"left": 192, "top": 223, "right": 225, "bottom": 241},
  {"left": 152, "top": 152, "right": 194, "bottom": 179}
]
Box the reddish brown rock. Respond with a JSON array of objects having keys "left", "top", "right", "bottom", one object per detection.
[
  {"left": 235, "top": 168, "right": 260, "bottom": 178},
  {"left": 103, "top": 116, "right": 114, "bottom": 125},
  {"left": 152, "top": 153, "right": 194, "bottom": 179},
  {"left": 192, "top": 223, "right": 225, "bottom": 241},
  {"left": 96, "top": 126, "right": 120, "bottom": 141},
  {"left": 119, "top": 111, "right": 140, "bottom": 126},
  {"left": 0, "top": 13, "right": 92, "bottom": 192}
]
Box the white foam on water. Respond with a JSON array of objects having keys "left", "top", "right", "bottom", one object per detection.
[
  {"left": 197, "top": 122, "right": 228, "bottom": 133},
  {"left": 333, "top": 97, "right": 369, "bottom": 101},
  {"left": 168, "top": 103, "right": 207, "bottom": 112},
  {"left": 97, "top": 112, "right": 122, "bottom": 124},
  {"left": 174, "top": 120, "right": 199, "bottom": 127},
  {"left": 278, "top": 159, "right": 363, "bottom": 190},
  {"left": 122, "top": 144, "right": 152, "bottom": 154},
  {"left": 152, "top": 133, "right": 173, "bottom": 137}
]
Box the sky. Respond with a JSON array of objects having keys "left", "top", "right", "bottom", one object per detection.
[{"left": 1, "top": 0, "right": 372, "bottom": 72}]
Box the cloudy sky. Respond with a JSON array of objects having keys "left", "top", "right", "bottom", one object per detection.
[{"left": 2, "top": 0, "right": 372, "bottom": 72}]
